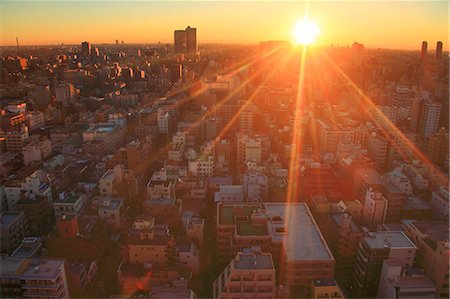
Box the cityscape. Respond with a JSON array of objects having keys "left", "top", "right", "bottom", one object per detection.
[{"left": 0, "top": 1, "right": 449, "bottom": 299}]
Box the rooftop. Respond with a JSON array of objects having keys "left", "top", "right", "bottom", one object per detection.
[
  {"left": 0, "top": 211, "right": 24, "bottom": 228},
  {"left": 331, "top": 213, "right": 362, "bottom": 232},
  {"left": 364, "top": 231, "right": 416, "bottom": 249},
  {"left": 99, "top": 198, "right": 123, "bottom": 210},
  {"left": 411, "top": 221, "right": 449, "bottom": 243},
  {"left": 265, "top": 203, "right": 334, "bottom": 261},
  {"left": 0, "top": 257, "right": 65, "bottom": 279},
  {"left": 234, "top": 250, "right": 274, "bottom": 270}
]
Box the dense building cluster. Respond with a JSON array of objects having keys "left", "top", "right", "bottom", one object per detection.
[{"left": 0, "top": 28, "right": 448, "bottom": 299}]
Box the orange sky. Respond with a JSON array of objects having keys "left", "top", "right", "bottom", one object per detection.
[{"left": 0, "top": 1, "right": 447, "bottom": 50}]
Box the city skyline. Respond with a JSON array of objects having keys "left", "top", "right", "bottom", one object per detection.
[{"left": 1, "top": 1, "right": 448, "bottom": 50}]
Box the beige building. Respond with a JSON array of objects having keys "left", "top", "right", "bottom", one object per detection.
[
  {"left": 214, "top": 247, "right": 276, "bottom": 299},
  {"left": 97, "top": 197, "right": 124, "bottom": 230},
  {"left": 377, "top": 260, "right": 435, "bottom": 299},
  {"left": 402, "top": 220, "right": 449, "bottom": 298}
]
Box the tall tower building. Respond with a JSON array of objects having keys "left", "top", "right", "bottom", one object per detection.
[
  {"left": 427, "top": 127, "right": 449, "bottom": 166},
  {"left": 435, "top": 41, "right": 443, "bottom": 62},
  {"left": 174, "top": 30, "right": 187, "bottom": 54},
  {"left": 186, "top": 26, "right": 197, "bottom": 55},
  {"left": 81, "top": 41, "right": 91, "bottom": 57},
  {"left": 420, "top": 101, "right": 442, "bottom": 138},
  {"left": 421, "top": 41, "right": 428, "bottom": 62}
]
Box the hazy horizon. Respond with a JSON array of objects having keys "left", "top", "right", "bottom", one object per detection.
[{"left": 0, "top": 1, "right": 448, "bottom": 50}]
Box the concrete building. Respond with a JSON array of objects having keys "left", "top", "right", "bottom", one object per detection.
[
  {"left": 122, "top": 218, "right": 172, "bottom": 265},
  {"left": 216, "top": 203, "right": 335, "bottom": 292},
  {"left": 143, "top": 197, "right": 181, "bottom": 224},
  {"left": 243, "top": 172, "right": 268, "bottom": 203},
  {"left": 420, "top": 101, "right": 441, "bottom": 138},
  {"left": 188, "top": 154, "right": 215, "bottom": 177},
  {"left": 0, "top": 211, "right": 28, "bottom": 254},
  {"left": 53, "top": 192, "right": 87, "bottom": 218},
  {"left": 4, "top": 170, "right": 52, "bottom": 210},
  {"left": 311, "top": 278, "right": 346, "bottom": 299},
  {"left": 174, "top": 30, "right": 187, "bottom": 54},
  {"left": 214, "top": 185, "right": 244, "bottom": 203},
  {"left": 186, "top": 216, "right": 204, "bottom": 246},
  {"left": 402, "top": 220, "right": 449, "bottom": 298},
  {"left": 239, "top": 101, "right": 256, "bottom": 134},
  {"left": 430, "top": 186, "right": 449, "bottom": 219},
  {"left": 82, "top": 120, "right": 126, "bottom": 154},
  {"left": 351, "top": 231, "right": 417, "bottom": 298},
  {"left": 97, "top": 197, "right": 124, "bottom": 230},
  {"left": 362, "top": 189, "right": 388, "bottom": 229},
  {"left": 98, "top": 165, "right": 138, "bottom": 198},
  {"left": 327, "top": 213, "right": 364, "bottom": 284},
  {"left": 157, "top": 108, "right": 171, "bottom": 134},
  {"left": 427, "top": 127, "right": 449, "bottom": 167},
  {"left": 26, "top": 111, "right": 45, "bottom": 132},
  {"left": 1, "top": 126, "right": 29, "bottom": 152},
  {"left": 22, "top": 137, "right": 52, "bottom": 165},
  {"left": 0, "top": 257, "right": 69, "bottom": 298},
  {"left": 237, "top": 134, "right": 270, "bottom": 165},
  {"left": 185, "top": 26, "right": 197, "bottom": 55},
  {"left": 55, "top": 81, "right": 75, "bottom": 106},
  {"left": 213, "top": 247, "right": 276, "bottom": 299},
  {"left": 377, "top": 260, "right": 435, "bottom": 299},
  {"left": 316, "top": 118, "right": 358, "bottom": 154},
  {"left": 367, "top": 132, "right": 388, "bottom": 169},
  {"left": 175, "top": 242, "right": 200, "bottom": 275},
  {"left": 110, "top": 137, "right": 152, "bottom": 176}
]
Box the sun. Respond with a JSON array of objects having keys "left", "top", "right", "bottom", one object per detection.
[{"left": 293, "top": 19, "right": 320, "bottom": 45}]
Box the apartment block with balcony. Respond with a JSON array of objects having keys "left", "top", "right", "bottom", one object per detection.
[
  {"left": 351, "top": 231, "right": 416, "bottom": 298},
  {"left": 0, "top": 257, "right": 69, "bottom": 298},
  {"left": 213, "top": 247, "right": 276, "bottom": 299}
]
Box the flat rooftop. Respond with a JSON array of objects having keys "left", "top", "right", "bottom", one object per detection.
[
  {"left": 412, "top": 221, "right": 449, "bottom": 243},
  {"left": 219, "top": 205, "right": 260, "bottom": 225},
  {"left": 265, "top": 203, "right": 333, "bottom": 261},
  {"left": 0, "top": 211, "right": 24, "bottom": 228},
  {"left": 364, "top": 231, "right": 416, "bottom": 249},
  {"left": 331, "top": 213, "right": 362, "bottom": 233},
  {"left": 99, "top": 198, "right": 122, "bottom": 210},
  {"left": 0, "top": 257, "right": 65, "bottom": 279},
  {"left": 234, "top": 252, "right": 274, "bottom": 270}
]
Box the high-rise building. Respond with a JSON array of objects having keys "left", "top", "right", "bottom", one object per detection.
[
  {"left": 435, "top": 41, "right": 443, "bottom": 62},
  {"left": 174, "top": 30, "right": 187, "bottom": 54},
  {"left": 55, "top": 81, "right": 75, "bottom": 107},
  {"left": 351, "top": 231, "right": 417, "bottom": 298},
  {"left": 427, "top": 127, "right": 449, "bottom": 167},
  {"left": 362, "top": 189, "right": 388, "bottom": 229},
  {"left": 186, "top": 26, "right": 197, "bottom": 55},
  {"left": 327, "top": 213, "right": 364, "bottom": 284},
  {"left": 420, "top": 101, "right": 441, "bottom": 138},
  {"left": 367, "top": 132, "right": 388, "bottom": 169},
  {"left": 81, "top": 41, "right": 91, "bottom": 57},
  {"left": 421, "top": 41, "right": 428, "bottom": 62}
]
